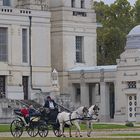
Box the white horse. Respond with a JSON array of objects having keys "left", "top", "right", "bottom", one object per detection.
[
  {"left": 57, "top": 106, "right": 88, "bottom": 137},
  {"left": 86, "top": 105, "right": 99, "bottom": 137}
]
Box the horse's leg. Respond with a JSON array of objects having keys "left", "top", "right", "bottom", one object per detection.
[
  {"left": 69, "top": 127, "right": 72, "bottom": 137},
  {"left": 74, "top": 121, "right": 82, "bottom": 137},
  {"left": 60, "top": 123, "right": 65, "bottom": 137},
  {"left": 86, "top": 121, "right": 90, "bottom": 137},
  {"left": 87, "top": 121, "right": 92, "bottom": 137},
  {"left": 90, "top": 121, "right": 94, "bottom": 135}
]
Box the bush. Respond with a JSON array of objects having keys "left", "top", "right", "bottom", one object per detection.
[{"left": 125, "top": 122, "right": 134, "bottom": 127}]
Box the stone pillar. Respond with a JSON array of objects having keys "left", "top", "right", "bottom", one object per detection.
[
  {"left": 136, "top": 81, "right": 140, "bottom": 121},
  {"left": 100, "top": 82, "right": 110, "bottom": 122},
  {"left": 68, "top": 83, "right": 76, "bottom": 103},
  {"left": 80, "top": 82, "right": 89, "bottom": 107},
  {"left": 89, "top": 84, "right": 96, "bottom": 105},
  {"left": 95, "top": 83, "right": 101, "bottom": 105}
]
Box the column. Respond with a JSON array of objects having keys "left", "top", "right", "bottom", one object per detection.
[
  {"left": 68, "top": 83, "right": 76, "bottom": 103},
  {"left": 100, "top": 82, "right": 110, "bottom": 121},
  {"left": 136, "top": 80, "right": 140, "bottom": 122},
  {"left": 80, "top": 82, "right": 89, "bottom": 107}
]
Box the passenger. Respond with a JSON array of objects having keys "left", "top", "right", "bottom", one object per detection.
[
  {"left": 20, "top": 105, "right": 29, "bottom": 124},
  {"left": 29, "top": 105, "right": 37, "bottom": 117},
  {"left": 29, "top": 105, "right": 40, "bottom": 122}
]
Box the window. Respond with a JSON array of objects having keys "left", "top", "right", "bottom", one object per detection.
[
  {"left": 0, "top": 28, "right": 8, "bottom": 62},
  {"left": 3, "top": 0, "right": 11, "bottom": 6},
  {"left": 22, "top": 29, "right": 28, "bottom": 63},
  {"left": 127, "top": 81, "right": 136, "bottom": 89},
  {"left": 76, "top": 36, "right": 83, "bottom": 63},
  {"left": 73, "top": 11, "right": 87, "bottom": 17},
  {"left": 71, "top": 0, "right": 75, "bottom": 8},
  {"left": 81, "top": 0, "right": 85, "bottom": 8}
]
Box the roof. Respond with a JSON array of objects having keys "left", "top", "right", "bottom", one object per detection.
[
  {"left": 128, "top": 25, "right": 140, "bottom": 36},
  {"left": 126, "top": 25, "right": 140, "bottom": 49},
  {"left": 68, "top": 65, "right": 117, "bottom": 72}
]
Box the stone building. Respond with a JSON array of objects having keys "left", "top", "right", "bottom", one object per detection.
[
  {"left": 0, "top": 0, "right": 140, "bottom": 123},
  {"left": 68, "top": 25, "right": 140, "bottom": 122},
  {"left": 0, "top": 0, "right": 52, "bottom": 100}
]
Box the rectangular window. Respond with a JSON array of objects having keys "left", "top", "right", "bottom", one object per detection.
[
  {"left": 0, "top": 27, "right": 8, "bottom": 62},
  {"left": 22, "top": 29, "right": 28, "bottom": 63},
  {"left": 127, "top": 81, "right": 136, "bottom": 89},
  {"left": 71, "top": 0, "right": 75, "bottom": 8},
  {"left": 3, "top": 0, "right": 11, "bottom": 6},
  {"left": 81, "top": 0, "right": 85, "bottom": 8},
  {"left": 76, "top": 36, "right": 83, "bottom": 63}
]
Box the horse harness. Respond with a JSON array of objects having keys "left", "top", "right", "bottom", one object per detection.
[
  {"left": 68, "top": 111, "right": 83, "bottom": 125},
  {"left": 69, "top": 113, "right": 73, "bottom": 125}
]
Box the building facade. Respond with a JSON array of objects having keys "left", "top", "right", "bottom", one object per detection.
[
  {"left": 0, "top": 0, "right": 52, "bottom": 100},
  {"left": 0, "top": 0, "right": 140, "bottom": 123}
]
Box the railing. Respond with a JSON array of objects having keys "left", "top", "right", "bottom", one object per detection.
[{"left": 55, "top": 103, "right": 72, "bottom": 113}]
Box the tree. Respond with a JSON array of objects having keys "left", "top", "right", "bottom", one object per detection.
[
  {"left": 134, "top": 0, "right": 140, "bottom": 25},
  {"left": 94, "top": 0, "right": 135, "bottom": 65}
]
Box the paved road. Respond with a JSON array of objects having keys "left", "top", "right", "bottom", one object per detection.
[{"left": 1, "top": 129, "right": 140, "bottom": 138}]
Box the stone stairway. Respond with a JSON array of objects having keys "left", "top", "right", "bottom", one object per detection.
[
  {"left": 0, "top": 99, "right": 22, "bottom": 123},
  {"left": 0, "top": 93, "right": 77, "bottom": 123},
  {"left": 20, "top": 100, "right": 42, "bottom": 109}
]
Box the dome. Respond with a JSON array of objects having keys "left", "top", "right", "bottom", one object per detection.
[
  {"left": 125, "top": 25, "right": 140, "bottom": 49},
  {"left": 128, "top": 25, "right": 140, "bottom": 36}
]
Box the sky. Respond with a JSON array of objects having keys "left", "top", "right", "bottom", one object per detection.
[{"left": 95, "top": 0, "right": 136, "bottom": 5}]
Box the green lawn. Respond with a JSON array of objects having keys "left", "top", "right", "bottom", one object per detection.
[
  {"left": 112, "top": 134, "right": 140, "bottom": 136},
  {"left": 79, "top": 123, "right": 139, "bottom": 130},
  {"left": 92, "top": 123, "right": 135, "bottom": 129},
  {"left": 0, "top": 124, "right": 10, "bottom": 132},
  {"left": 0, "top": 123, "right": 139, "bottom": 132}
]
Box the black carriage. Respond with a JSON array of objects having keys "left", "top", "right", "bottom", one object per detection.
[
  {"left": 38, "top": 107, "right": 61, "bottom": 137},
  {"left": 10, "top": 108, "right": 46, "bottom": 137},
  {"left": 10, "top": 107, "right": 61, "bottom": 137}
]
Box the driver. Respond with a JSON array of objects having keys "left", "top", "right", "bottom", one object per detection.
[
  {"left": 44, "top": 96, "right": 57, "bottom": 110},
  {"left": 44, "top": 96, "right": 58, "bottom": 121}
]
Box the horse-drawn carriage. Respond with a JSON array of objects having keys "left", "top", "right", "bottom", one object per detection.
[
  {"left": 10, "top": 105, "right": 99, "bottom": 137},
  {"left": 10, "top": 107, "right": 61, "bottom": 137}
]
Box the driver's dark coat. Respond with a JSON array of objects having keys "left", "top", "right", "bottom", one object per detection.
[{"left": 44, "top": 100, "right": 57, "bottom": 109}]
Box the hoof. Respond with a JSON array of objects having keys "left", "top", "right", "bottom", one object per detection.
[
  {"left": 80, "top": 135, "right": 82, "bottom": 137},
  {"left": 87, "top": 134, "right": 90, "bottom": 137},
  {"left": 75, "top": 135, "right": 78, "bottom": 137},
  {"left": 70, "top": 135, "right": 72, "bottom": 137}
]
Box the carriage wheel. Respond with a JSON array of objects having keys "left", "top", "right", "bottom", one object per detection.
[
  {"left": 53, "top": 128, "right": 62, "bottom": 137},
  {"left": 10, "top": 119, "right": 24, "bottom": 137},
  {"left": 27, "top": 124, "right": 39, "bottom": 137},
  {"left": 38, "top": 123, "right": 49, "bottom": 137}
]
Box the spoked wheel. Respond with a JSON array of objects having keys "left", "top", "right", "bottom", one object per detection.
[
  {"left": 27, "top": 123, "right": 39, "bottom": 137},
  {"left": 53, "top": 128, "right": 62, "bottom": 137},
  {"left": 10, "top": 119, "right": 24, "bottom": 137},
  {"left": 38, "top": 123, "right": 49, "bottom": 137}
]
